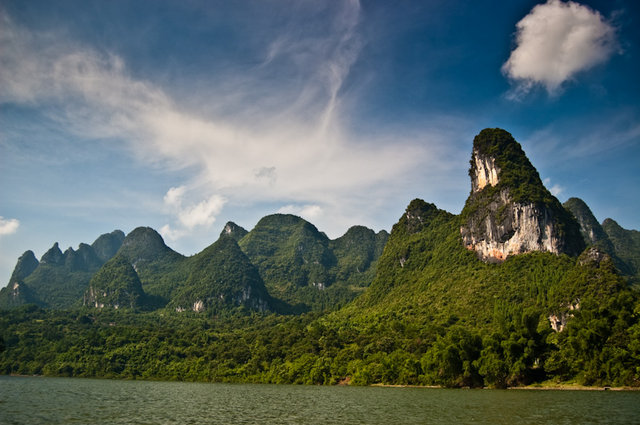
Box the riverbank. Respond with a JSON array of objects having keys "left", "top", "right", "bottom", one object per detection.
[{"left": 371, "top": 382, "right": 640, "bottom": 391}]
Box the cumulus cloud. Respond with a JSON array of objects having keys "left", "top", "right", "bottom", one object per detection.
[
  {"left": 0, "top": 2, "right": 461, "bottom": 239},
  {"left": 503, "top": 0, "right": 617, "bottom": 96},
  {"left": 277, "top": 204, "right": 324, "bottom": 222},
  {"left": 543, "top": 178, "right": 564, "bottom": 196},
  {"left": 0, "top": 217, "right": 20, "bottom": 236},
  {"left": 161, "top": 186, "right": 226, "bottom": 241}
]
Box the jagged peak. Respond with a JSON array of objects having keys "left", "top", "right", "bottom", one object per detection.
[
  {"left": 602, "top": 218, "right": 621, "bottom": 229},
  {"left": 9, "top": 250, "right": 39, "bottom": 284},
  {"left": 40, "top": 242, "right": 64, "bottom": 265},
  {"left": 462, "top": 129, "right": 584, "bottom": 262},
  {"left": 563, "top": 198, "right": 609, "bottom": 246},
  {"left": 220, "top": 221, "right": 248, "bottom": 241},
  {"left": 338, "top": 225, "right": 375, "bottom": 239},
  {"left": 468, "top": 128, "right": 548, "bottom": 205}
]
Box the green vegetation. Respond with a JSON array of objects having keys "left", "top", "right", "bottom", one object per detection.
[
  {"left": 603, "top": 219, "right": 640, "bottom": 286},
  {"left": 84, "top": 255, "right": 145, "bottom": 309},
  {"left": 0, "top": 231, "right": 125, "bottom": 309},
  {"left": 470, "top": 128, "right": 552, "bottom": 206},
  {"left": 1, "top": 198, "right": 638, "bottom": 388},
  {"left": 238, "top": 214, "right": 387, "bottom": 311},
  {"left": 1, "top": 128, "right": 639, "bottom": 388},
  {"left": 169, "top": 236, "right": 273, "bottom": 313}
]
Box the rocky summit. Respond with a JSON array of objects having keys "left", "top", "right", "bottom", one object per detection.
[{"left": 460, "top": 128, "right": 584, "bottom": 262}]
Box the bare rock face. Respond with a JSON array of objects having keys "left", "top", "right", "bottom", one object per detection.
[{"left": 460, "top": 129, "right": 584, "bottom": 262}]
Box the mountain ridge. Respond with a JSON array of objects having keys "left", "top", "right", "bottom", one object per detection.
[{"left": 1, "top": 127, "right": 639, "bottom": 388}]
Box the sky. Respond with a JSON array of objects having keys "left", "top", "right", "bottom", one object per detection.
[{"left": 1, "top": 0, "right": 639, "bottom": 283}]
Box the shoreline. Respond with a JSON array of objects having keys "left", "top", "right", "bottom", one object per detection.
[
  {"left": 7, "top": 374, "right": 640, "bottom": 391},
  {"left": 371, "top": 382, "right": 640, "bottom": 391}
]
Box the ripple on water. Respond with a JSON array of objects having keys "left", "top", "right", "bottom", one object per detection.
[{"left": 1, "top": 376, "right": 639, "bottom": 425}]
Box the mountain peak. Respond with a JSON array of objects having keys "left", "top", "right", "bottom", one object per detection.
[
  {"left": 84, "top": 254, "right": 145, "bottom": 309},
  {"left": 469, "top": 128, "right": 548, "bottom": 204},
  {"left": 9, "top": 250, "right": 39, "bottom": 284},
  {"left": 40, "top": 242, "right": 64, "bottom": 265},
  {"left": 461, "top": 129, "right": 584, "bottom": 262},
  {"left": 119, "top": 227, "right": 175, "bottom": 263},
  {"left": 171, "top": 235, "right": 272, "bottom": 313},
  {"left": 91, "top": 230, "right": 125, "bottom": 262},
  {"left": 220, "top": 221, "right": 248, "bottom": 241},
  {"left": 563, "top": 197, "right": 610, "bottom": 247}
]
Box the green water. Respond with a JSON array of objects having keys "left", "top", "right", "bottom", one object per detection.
[{"left": 1, "top": 376, "right": 638, "bottom": 424}]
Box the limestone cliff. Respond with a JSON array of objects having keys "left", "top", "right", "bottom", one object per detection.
[{"left": 460, "top": 128, "right": 584, "bottom": 262}]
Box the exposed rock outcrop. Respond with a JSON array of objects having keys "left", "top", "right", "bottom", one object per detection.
[
  {"left": 220, "top": 221, "right": 249, "bottom": 241},
  {"left": 460, "top": 129, "right": 584, "bottom": 262}
]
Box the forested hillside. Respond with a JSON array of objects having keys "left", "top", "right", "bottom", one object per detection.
[{"left": 1, "top": 128, "right": 639, "bottom": 388}]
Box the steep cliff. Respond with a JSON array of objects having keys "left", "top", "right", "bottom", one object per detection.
[{"left": 460, "top": 128, "right": 584, "bottom": 262}]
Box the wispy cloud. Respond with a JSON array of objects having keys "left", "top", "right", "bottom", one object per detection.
[
  {"left": 0, "top": 217, "right": 20, "bottom": 236},
  {"left": 0, "top": 2, "right": 462, "bottom": 238},
  {"left": 503, "top": 0, "right": 618, "bottom": 97}
]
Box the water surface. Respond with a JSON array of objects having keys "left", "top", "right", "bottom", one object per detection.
[{"left": 1, "top": 376, "right": 638, "bottom": 424}]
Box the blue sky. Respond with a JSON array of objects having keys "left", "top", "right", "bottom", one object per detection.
[{"left": 1, "top": 0, "right": 639, "bottom": 282}]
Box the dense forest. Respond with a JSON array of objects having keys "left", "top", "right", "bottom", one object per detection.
[{"left": 2, "top": 129, "right": 639, "bottom": 388}]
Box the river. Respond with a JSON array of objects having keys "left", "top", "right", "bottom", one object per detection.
[{"left": 1, "top": 376, "right": 638, "bottom": 424}]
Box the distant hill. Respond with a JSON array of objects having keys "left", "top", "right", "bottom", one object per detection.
[
  {"left": 169, "top": 235, "right": 274, "bottom": 313},
  {"left": 602, "top": 218, "right": 640, "bottom": 285},
  {"left": 1, "top": 221, "right": 387, "bottom": 313},
  {"left": 1, "top": 128, "right": 638, "bottom": 388},
  {"left": 84, "top": 254, "right": 146, "bottom": 309},
  {"left": 238, "top": 215, "right": 388, "bottom": 311},
  {"left": 0, "top": 230, "right": 125, "bottom": 308}
]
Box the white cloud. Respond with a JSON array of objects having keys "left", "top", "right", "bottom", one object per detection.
[
  {"left": 0, "top": 217, "right": 20, "bottom": 236},
  {"left": 0, "top": 3, "right": 465, "bottom": 238},
  {"left": 177, "top": 195, "right": 226, "bottom": 230},
  {"left": 163, "top": 186, "right": 186, "bottom": 208},
  {"left": 503, "top": 0, "right": 617, "bottom": 96},
  {"left": 277, "top": 204, "right": 324, "bottom": 222},
  {"left": 543, "top": 178, "right": 564, "bottom": 196},
  {"left": 161, "top": 187, "right": 227, "bottom": 241},
  {"left": 159, "top": 224, "right": 185, "bottom": 242}
]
